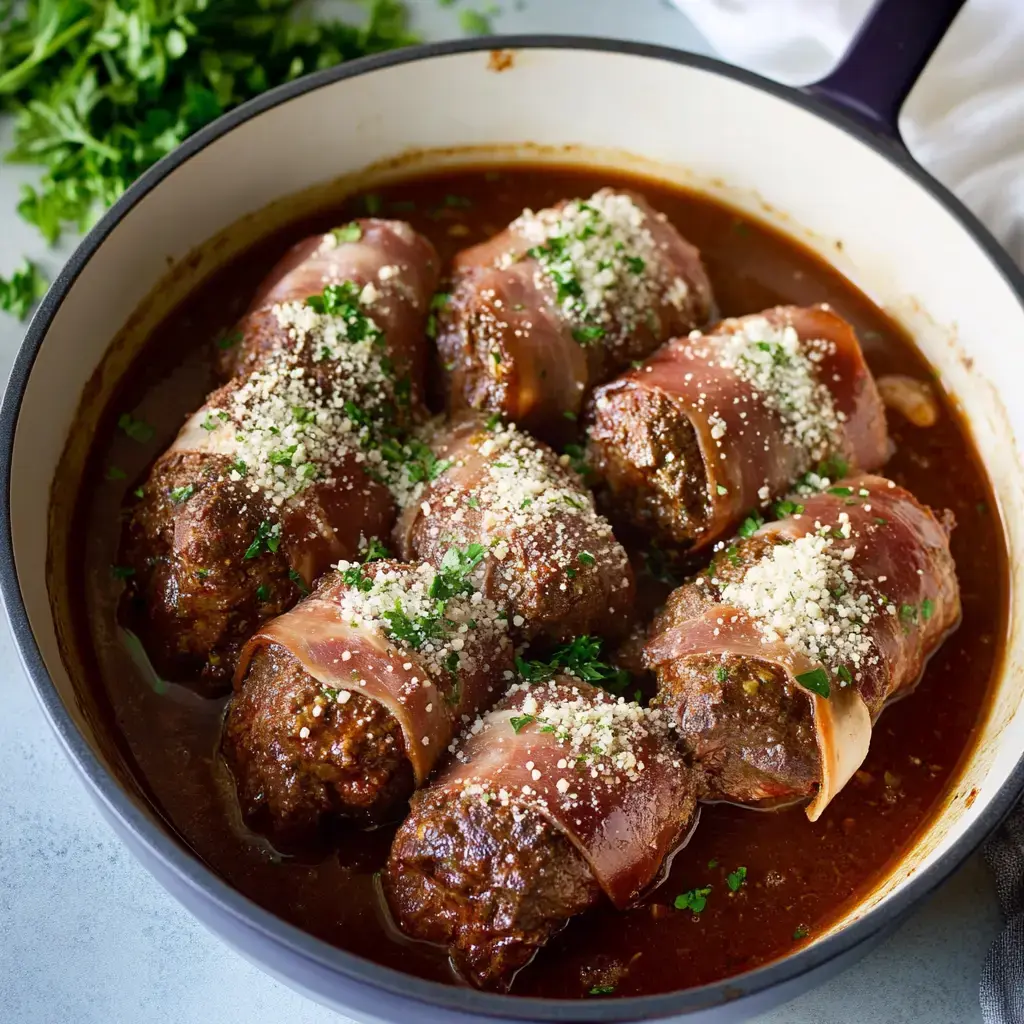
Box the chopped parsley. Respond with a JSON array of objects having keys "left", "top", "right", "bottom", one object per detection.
[
  {"left": 269, "top": 444, "right": 299, "bottom": 467},
  {"left": 726, "top": 866, "right": 747, "bottom": 892},
  {"left": 484, "top": 412, "right": 502, "bottom": 431},
  {"left": 837, "top": 664, "right": 853, "bottom": 685},
  {"left": 332, "top": 223, "right": 362, "bottom": 244},
  {"left": 117, "top": 413, "right": 154, "bottom": 444},
  {"left": 361, "top": 537, "right": 391, "bottom": 563},
  {"left": 510, "top": 714, "right": 535, "bottom": 734},
  {"left": 793, "top": 924, "right": 810, "bottom": 940},
  {"left": 572, "top": 324, "right": 605, "bottom": 345},
  {"left": 716, "top": 483, "right": 728, "bottom": 496},
  {"left": 425, "top": 291, "right": 451, "bottom": 340},
  {"left": 516, "top": 635, "right": 631, "bottom": 695},
  {"left": 289, "top": 568, "right": 310, "bottom": 595},
  {"left": 110, "top": 565, "right": 135, "bottom": 580},
  {"left": 921, "top": 597, "right": 934, "bottom": 622},
  {"left": 429, "top": 543, "right": 486, "bottom": 601},
  {"left": 244, "top": 520, "right": 282, "bottom": 560},
  {"left": 674, "top": 886, "right": 711, "bottom": 914},
  {"left": 714, "top": 665, "right": 728, "bottom": 683},
  {"left": 738, "top": 511, "right": 764, "bottom": 538},
  {"left": 228, "top": 459, "right": 248, "bottom": 478},
  {"left": 169, "top": 483, "right": 195, "bottom": 504},
  {"left": 0, "top": 259, "right": 47, "bottom": 321},
  {"left": 105, "top": 466, "right": 126, "bottom": 481},
  {"left": 363, "top": 193, "right": 383, "bottom": 215},
  {"left": 642, "top": 541, "right": 680, "bottom": 586},
  {"left": 577, "top": 551, "right": 596, "bottom": 567},
  {"left": 795, "top": 667, "right": 830, "bottom": 698},
  {"left": 305, "top": 281, "right": 381, "bottom": 345},
  {"left": 133, "top": 486, "right": 145, "bottom": 499},
  {"left": 341, "top": 566, "right": 374, "bottom": 592},
  {"left": 382, "top": 598, "right": 444, "bottom": 650},
  {"left": 773, "top": 499, "right": 805, "bottom": 518},
  {"left": 588, "top": 985, "right": 616, "bottom": 997},
  {"left": 255, "top": 584, "right": 270, "bottom": 602}
]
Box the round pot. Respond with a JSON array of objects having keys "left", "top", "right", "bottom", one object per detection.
[{"left": 4, "top": 2, "right": 1023, "bottom": 1020}]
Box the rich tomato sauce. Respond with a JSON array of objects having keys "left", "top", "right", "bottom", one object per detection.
[{"left": 66, "top": 165, "right": 1007, "bottom": 999}]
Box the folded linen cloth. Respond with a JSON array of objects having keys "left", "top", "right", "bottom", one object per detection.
[{"left": 670, "top": 1, "right": 1024, "bottom": 1020}]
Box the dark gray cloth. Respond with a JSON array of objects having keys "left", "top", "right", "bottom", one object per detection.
[{"left": 982, "top": 804, "right": 1024, "bottom": 1023}]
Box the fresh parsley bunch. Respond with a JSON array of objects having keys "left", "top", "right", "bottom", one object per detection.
[{"left": 0, "top": 0, "right": 416, "bottom": 319}]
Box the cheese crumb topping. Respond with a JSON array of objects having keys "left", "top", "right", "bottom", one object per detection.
[
  {"left": 721, "top": 522, "right": 875, "bottom": 676},
  {"left": 712, "top": 316, "right": 842, "bottom": 463},
  {"left": 509, "top": 189, "right": 688, "bottom": 346}
]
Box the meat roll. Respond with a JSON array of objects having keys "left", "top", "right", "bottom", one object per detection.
[
  {"left": 437, "top": 188, "right": 712, "bottom": 442},
  {"left": 120, "top": 226, "right": 439, "bottom": 690},
  {"left": 223, "top": 555, "right": 514, "bottom": 841},
  {"left": 645, "top": 475, "right": 959, "bottom": 819},
  {"left": 220, "top": 219, "right": 439, "bottom": 401},
  {"left": 394, "top": 416, "right": 634, "bottom": 641},
  {"left": 586, "top": 304, "right": 889, "bottom": 555},
  {"left": 385, "top": 677, "right": 698, "bottom": 990}
]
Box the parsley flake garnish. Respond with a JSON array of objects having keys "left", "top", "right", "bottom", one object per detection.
[
  {"left": 795, "top": 667, "right": 830, "bottom": 698},
  {"left": 244, "top": 520, "right": 282, "bottom": 560},
  {"left": 332, "top": 223, "right": 362, "bottom": 244},
  {"left": 510, "top": 714, "right": 535, "bottom": 734},
  {"left": 169, "top": 483, "right": 195, "bottom": 504},
  {"left": 117, "top": 413, "right": 154, "bottom": 444},
  {"left": 726, "top": 866, "right": 747, "bottom": 892},
  {"left": 674, "top": 886, "right": 711, "bottom": 914},
  {"left": 0, "top": 259, "right": 46, "bottom": 321},
  {"left": 110, "top": 565, "right": 135, "bottom": 580}
]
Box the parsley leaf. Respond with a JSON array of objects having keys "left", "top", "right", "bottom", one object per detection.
[
  {"left": 0, "top": 259, "right": 47, "bottom": 321},
  {"left": 0, "top": 2, "right": 417, "bottom": 254},
  {"left": 516, "top": 635, "right": 631, "bottom": 695},
  {"left": 117, "top": 412, "right": 154, "bottom": 444},
  {"left": 795, "top": 667, "right": 830, "bottom": 698},
  {"left": 674, "top": 886, "right": 711, "bottom": 913},
  {"left": 244, "top": 520, "right": 281, "bottom": 560},
  {"left": 726, "top": 866, "right": 747, "bottom": 892}
]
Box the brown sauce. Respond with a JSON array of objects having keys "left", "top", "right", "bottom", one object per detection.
[{"left": 67, "top": 165, "right": 1007, "bottom": 999}]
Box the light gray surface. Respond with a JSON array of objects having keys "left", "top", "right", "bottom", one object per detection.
[{"left": 0, "top": 1, "right": 1002, "bottom": 1022}]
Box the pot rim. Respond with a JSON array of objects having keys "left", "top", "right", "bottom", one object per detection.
[{"left": 2, "top": 34, "right": 1022, "bottom": 1022}]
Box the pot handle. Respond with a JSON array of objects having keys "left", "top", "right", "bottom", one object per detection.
[{"left": 807, "top": 0, "right": 966, "bottom": 142}]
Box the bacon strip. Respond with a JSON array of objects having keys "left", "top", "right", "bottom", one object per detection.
[
  {"left": 587, "top": 305, "right": 889, "bottom": 554},
  {"left": 431, "top": 679, "right": 698, "bottom": 907},
  {"left": 645, "top": 475, "right": 959, "bottom": 819},
  {"left": 234, "top": 570, "right": 513, "bottom": 784},
  {"left": 438, "top": 190, "right": 712, "bottom": 443}
]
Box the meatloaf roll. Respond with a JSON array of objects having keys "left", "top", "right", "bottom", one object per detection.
[
  {"left": 394, "top": 416, "right": 634, "bottom": 642},
  {"left": 385, "top": 678, "right": 698, "bottom": 990},
  {"left": 223, "top": 554, "right": 514, "bottom": 841},
  {"left": 644, "top": 475, "right": 959, "bottom": 819},
  {"left": 436, "top": 188, "right": 712, "bottom": 442},
  {"left": 586, "top": 305, "right": 889, "bottom": 555},
  {"left": 120, "top": 239, "right": 437, "bottom": 691},
  {"left": 220, "top": 219, "right": 440, "bottom": 401}
]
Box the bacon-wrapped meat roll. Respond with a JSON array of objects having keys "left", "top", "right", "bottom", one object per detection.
[
  {"left": 385, "top": 678, "right": 698, "bottom": 990},
  {"left": 120, "top": 225, "right": 439, "bottom": 690},
  {"left": 586, "top": 305, "right": 888, "bottom": 555},
  {"left": 394, "top": 416, "right": 634, "bottom": 641},
  {"left": 437, "top": 189, "right": 712, "bottom": 442},
  {"left": 644, "top": 475, "right": 959, "bottom": 819},
  {"left": 223, "top": 555, "right": 514, "bottom": 841},
  {"left": 220, "top": 219, "right": 439, "bottom": 401}
]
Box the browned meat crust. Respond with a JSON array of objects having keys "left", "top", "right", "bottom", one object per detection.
[
  {"left": 223, "top": 642, "right": 412, "bottom": 843},
  {"left": 120, "top": 449, "right": 300, "bottom": 692},
  {"left": 586, "top": 383, "right": 710, "bottom": 547},
  {"left": 384, "top": 790, "right": 600, "bottom": 990}
]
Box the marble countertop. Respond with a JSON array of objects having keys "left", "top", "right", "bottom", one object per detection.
[{"left": 0, "top": 1, "right": 1002, "bottom": 1021}]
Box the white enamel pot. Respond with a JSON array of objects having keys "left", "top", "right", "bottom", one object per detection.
[{"left": 4, "top": 1, "right": 1024, "bottom": 1021}]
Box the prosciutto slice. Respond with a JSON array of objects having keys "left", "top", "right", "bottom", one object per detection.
[
  {"left": 222, "top": 219, "right": 440, "bottom": 398},
  {"left": 235, "top": 563, "right": 515, "bottom": 784},
  {"left": 430, "top": 678, "right": 698, "bottom": 907},
  {"left": 645, "top": 474, "right": 959, "bottom": 819},
  {"left": 437, "top": 188, "right": 712, "bottom": 443},
  {"left": 394, "top": 415, "right": 634, "bottom": 641},
  {"left": 587, "top": 304, "right": 889, "bottom": 554}
]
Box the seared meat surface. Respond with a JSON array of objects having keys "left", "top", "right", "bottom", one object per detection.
[
  {"left": 223, "top": 642, "right": 412, "bottom": 843},
  {"left": 385, "top": 791, "right": 600, "bottom": 990}
]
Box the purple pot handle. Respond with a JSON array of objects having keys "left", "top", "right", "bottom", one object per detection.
[{"left": 807, "top": 0, "right": 966, "bottom": 142}]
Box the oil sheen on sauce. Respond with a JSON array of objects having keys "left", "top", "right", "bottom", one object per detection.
[{"left": 68, "top": 166, "right": 1007, "bottom": 999}]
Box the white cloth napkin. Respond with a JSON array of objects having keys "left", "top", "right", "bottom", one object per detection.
[
  {"left": 669, "top": 2, "right": 1024, "bottom": 1020},
  {"left": 671, "top": 0, "right": 1024, "bottom": 266}
]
